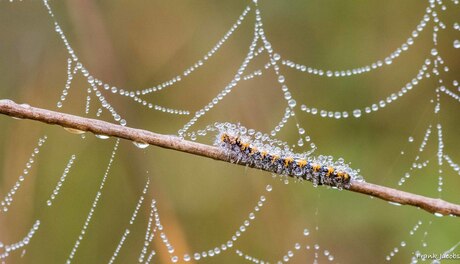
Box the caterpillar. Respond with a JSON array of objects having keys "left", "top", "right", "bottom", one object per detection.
[{"left": 212, "top": 123, "right": 362, "bottom": 189}]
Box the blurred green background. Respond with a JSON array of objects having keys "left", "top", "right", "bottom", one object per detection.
[{"left": 0, "top": 0, "right": 459, "bottom": 263}]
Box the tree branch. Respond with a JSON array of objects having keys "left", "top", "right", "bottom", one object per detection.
[{"left": 0, "top": 99, "right": 459, "bottom": 217}]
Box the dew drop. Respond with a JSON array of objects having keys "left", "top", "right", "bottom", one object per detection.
[
  {"left": 133, "top": 142, "right": 149, "bottom": 149},
  {"left": 278, "top": 75, "right": 285, "bottom": 83},
  {"left": 266, "top": 185, "right": 272, "bottom": 192},
  {"left": 454, "top": 22, "right": 460, "bottom": 30},
  {"left": 408, "top": 137, "right": 414, "bottom": 143},
  {"left": 303, "top": 229, "right": 310, "bottom": 236},
  {"left": 64, "top": 127, "right": 86, "bottom": 135},
  {"left": 353, "top": 109, "right": 362, "bottom": 118},
  {"left": 454, "top": 40, "right": 460, "bottom": 49},
  {"left": 297, "top": 138, "right": 304, "bottom": 147},
  {"left": 95, "top": 134, "right": 110, "bottom": 140},
  {"left": 385, "top": 57, "right": 393, "bottom": 65}
]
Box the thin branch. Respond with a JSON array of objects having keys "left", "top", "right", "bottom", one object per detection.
[{"left": 1, "top": 99, "right": 459, "bottom": 217}]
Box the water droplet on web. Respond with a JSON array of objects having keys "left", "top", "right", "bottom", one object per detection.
[
  {"left": 297, "top": 138, "right": 304, "bottom": 146},
  {"left": 303, "top": 229, "right": 310, "bottom": 236},
  {"left": 385, "top": 57, "right": 393, "bottom": 65},
  {"left": 454, "top": 40, "right": 460, "bottom": 48},
  {"left": 266, "top": 185, "right": 272, "bottom": 192},
  {"left": 408, "top": 136, "right": 414, "bottom": 142},
  {"left": 190, "top": 133, "right": 197, "bottom": 141},
  {"left": 353, "top": 109, "right": 362, "bottom": 118},
  {"left": 278, "top": 75, "right": 285, "bottom": 83}
]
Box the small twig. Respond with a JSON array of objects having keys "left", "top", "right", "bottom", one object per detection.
[{"left": 0, "top": 99, "right": 459, "bottom": 217}]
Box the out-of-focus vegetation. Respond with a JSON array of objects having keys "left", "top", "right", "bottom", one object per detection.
[{"left": 0, "top": 0, "right": 459, "bottom": 263}]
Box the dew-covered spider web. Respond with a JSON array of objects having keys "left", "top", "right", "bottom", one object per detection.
[{"left": 0, "top": 0, "right": 460, "bottom": 263}]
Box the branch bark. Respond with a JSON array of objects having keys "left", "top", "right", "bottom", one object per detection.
[{"left": 1, "top": 99, "right": 459, "bottom": 217}]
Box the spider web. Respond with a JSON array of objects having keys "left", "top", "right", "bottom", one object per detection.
[{"left": 0, "top": 0, "right": 459, "bottom": 263}]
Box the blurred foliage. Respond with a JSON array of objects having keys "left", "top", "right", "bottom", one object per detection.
[{"left": 0, "top": 0, "right": 459, "bottom": 263}]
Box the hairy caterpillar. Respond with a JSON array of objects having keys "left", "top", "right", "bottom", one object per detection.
[{"left": 212, "top": 123, "right": 362, "bottom": 189}]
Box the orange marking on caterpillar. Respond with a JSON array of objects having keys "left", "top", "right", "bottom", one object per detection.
[
  {"left": 284, "top": 157, "right": 294, "bottom": 167},
  {"left": 313, "top": 164, "right": 321, "bottom": 172},
  {"left": 297, "top": 160, "right": 307, "bottom": 167}
]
